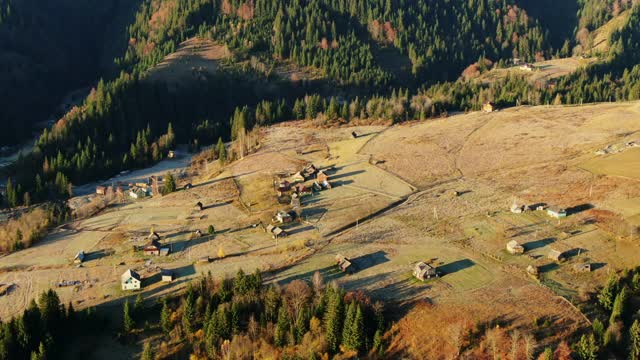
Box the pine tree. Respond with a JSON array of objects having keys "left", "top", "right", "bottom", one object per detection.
[
  {"left": 163, "top": 172, "right": 176, "bottom": 194},
  {"left": 160, "top": 300, "right": 171, "bottom": 336},
  {"left": 140, "top": 341, "right": 153, "bottom": 360},
  {"left": 323, "top": 289, "right": 343, "bottom": 353},
  {"left": 342, "top": 301, "right": 356, "bottom": 349},
  {"left": 575, "top": 334, "right": 599, "bottom": 360},
  {"left": 274, "top": 305, "right": 289, "bottom": 347},
  {"left": 598, "top": 274, "right": 618, "bottom": 311},
  {"left": 609, "top": 286, "right": 628, "bottom": 326},
  {"left": 123, "top": 300, "right": 134, "bottom": 333},
  {"left": 182, "top": 289, "right": 195, "bottom": 334},
  {"left": 216, "top": 137, "right": 226, "bottom": 164},
  {"left": 630, "top": 320, "right": 640, "bottom": 360},
  {"left": 6, "top": 178, "right": 17, "bottom": 208}
]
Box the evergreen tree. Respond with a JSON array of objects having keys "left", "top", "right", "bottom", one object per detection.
[
  {"left": 575, "top": 334, "right": 599, "bottom": 360},
  {"left": 182, "top": 288, "right": 196, "bottom": 334},
  {"left": 216, "top": 137, "right": 226, "bottom": 164},
  {"left": 609, "top": 286, "right": 629, "bottom": 326},
  {"left": 140, "top": 341, "right": 153, "bottom": 360},
  {"left": 123, "top": 300, "right": 134, "bottom": 333},
  {"left": 323, "top": 289, "right": 343, "bottom": 353},
  {"left": 274, "top": 305, "right": 290, "bottom": 347},
  {"left": 163, "top": 172, "right": 176, "bottom": 194},
  {"left": 160, "top": 300, "right": 171, "bottom": 336},
  {"left": 630, "top": 320, "right": 640, "bottom": 360},
  {"left": 598, "top": 274, "right": 618, "bottom": 311}
]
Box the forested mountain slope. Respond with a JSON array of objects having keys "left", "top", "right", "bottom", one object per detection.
[
  {"left": 0, "top": 0, "right": 140, "bottom": 146},
  {"left": 3, "top": 0, "right": 640, "bottom": 209}
]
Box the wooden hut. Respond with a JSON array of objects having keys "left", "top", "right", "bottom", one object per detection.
[
  {"left": 506, "top": 240, "right": 525, "bottom": 255},
  {"left": 413, "top": 262, "right": 438, "bottom": 281}
]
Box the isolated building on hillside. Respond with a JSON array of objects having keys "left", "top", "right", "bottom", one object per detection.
[
  {"left": 548, "top": 249, "right": 566, "bottom": 262},
  {"left": 335, "top": 254, "right": 354, "bottom": 273},
  {"left": 527, "top": 265, "right": 539, "bottom": 276},
  {"left": 519, "top": 63, "right": 534, "bottom": 71},
  {"left": 96, "top": 186, "right": 106, "bottom": 195},
  {"left": 74, "top": 251, "right": 86, "bottom": 264},
  {"left": 121, "top": 269, "right": 142, "bottom": 290},
  {"left": 144, "top": 239, "right": 162, "bottom": 256},
  {"left": 316, "top": 171, "right": 331, "bottom": 189},
  {"left": 195, "top": 202, "right": 204, "bottom": 211},
  {"left": 506, "top": 240, "right": 525, "bottom": 255},
  {"left": 291, "top": 195, "right": 301, "bottom": 208},
  {"left": 483, "top": 102, "right": 497, "bottom": 113},
  {"left": 547, "top": 206, "right": 567, "bottom": 219},
  {"left": 161, "top": 269, "right": 174, "bottom": 282},
  {"left": 271, "top": 227, "right": 288, "bottom": 239},
  {"left": 413, "top": 262, "right": 438, "bottom": 281}
]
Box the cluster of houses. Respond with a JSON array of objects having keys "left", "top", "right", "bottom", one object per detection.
[
  {"left": 96, "top": 176, "right": 165, "bottom": 200},
  {"left": 510, "top": 201, "right": 567, "bottom": 219},
  {"left": 274, "top": 163, "right": 332, "bottom": 201}
]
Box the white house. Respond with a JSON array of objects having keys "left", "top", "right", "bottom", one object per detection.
[{"left": 121, "top": 269, "right": 142, "bottom": 290}]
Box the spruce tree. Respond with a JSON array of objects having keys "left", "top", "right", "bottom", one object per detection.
[
  {"left": 160, "top": 300, "right": 171, "bottom": 336},
  {"left": 140, "top": 341, "right": 153, "bottom": 360},
  {"left": 324, "top": 290, "right": 343, "bottom": 353},
  {"left": 630, "top": 320, "right": 640, "bottom": 360},
  {"left": 342, "top": 301, "right": 356, "bottom": 349},
  {"left": 163, "top": 172, "right": 176, "bottom": 194},
  {"left": 575, "top": 334, "right": 599, "bottom": 360},
  {"left": 274, "top": 305, "right": 289, "bottom": 347},
  {"left": 182, "top": 289, "right": 195, "bottom": 334},
  {"left": 216, "top": 137, "right": 226, "bottom": 164},
  {"left": 123, "top": 300, "right": 134, "bottom": 333},
  {"left": 598, "top": 274, "right": 618, "bottom": 311}
]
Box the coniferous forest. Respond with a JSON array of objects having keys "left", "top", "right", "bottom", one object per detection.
[{"left": 1, "top": 0, "right": 640, "bottom": 208}]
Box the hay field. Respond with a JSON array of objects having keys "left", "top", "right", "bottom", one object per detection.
[{"left": 580, "top": 147, "right": 640, "bottom": 179}]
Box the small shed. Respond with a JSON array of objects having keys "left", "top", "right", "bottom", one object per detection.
[
  {"left": 510, "top": 203, "right": 523, "bottom": 214},
  {"left": 275, "top": 180, "right": 291, "bottom": 193},
  {"left": 197, "top": 256, "right": 211, "bottom": 263},
  {"left": 547, "top": 207, "right": 567, "bottom": 219},
  {"left": 121, "top": 269, "right": 142, "bottom": 291},
  {"left": 335, "top": 254, "right": 354, "bottom": 273},
  {"left": 96, "top": 186, "right": 106, "bottom": 195},
  {"left": 168, "top": 150, "right": 176, "bottom": 159},
  {"left": 548, "top": 249, "right": 566, "bottom": 262},
  {"left": 351, "top": 131, "right": 358, "bottom": 139},
  {"left": 291, "top": 172, "right": 306, "bottom": 183},
  {"left": 159, "top": 248, "right": 170, "bottom": 257},
  {"left": 148, "top": 232, "right": 161, "bottom": 241},
  {"left": 195, "top": 202, "right": 204, "bottom": 211},
  {"left": 194, "top": 229, "right": 203, "bottom": 238},
  {"left": 483, "top": 102, "right": 497, "bottom": 113},
  {"left": 574, "top": 263, "right": 591, "bottom": 273},
  {"left": 272, "top": 227, "right": 288, "bottom": 239},
  {"left": 413, "top": 262, "right": 438, "bottom": 281},
  {"left": 74, "top": 251, "right": 86, "bottom": 264},
  {"left": 317, "top": 171, "right": 331, "bottom": 189},
  {"left": 302, "top": 164, "right": 318, "bottom": 180},
  {"left": 161, "top": 269, "right": 174, "bottom": 282},
  {"left": 184, "top": 183, "right": 193, "bottom": 190},
  {"left": 506, "top": 240, "right": 525, "bottom": 255},
  {"left": 526, "top": 265, "right": 539, "bottom": 276}
]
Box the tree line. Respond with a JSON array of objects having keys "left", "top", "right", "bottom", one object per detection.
[{"left": 124, "top": 269, "right": 387, "bottom": 359}]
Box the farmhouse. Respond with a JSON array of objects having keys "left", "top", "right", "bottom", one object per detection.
[
  {"left": 274, "top": 210, "right": 293, "bottom": 224},
  {"left": 548, "top": 249, "right": 566, "bottom": 262},
  {"left": 96, "top": 186, "right": 106, "bottom": 195},
  {"left": 291, "top": 172, "right": 306, "bottom": 183},
  {"left": 129, "top": 187, "right": 148, "bottom": 199},
  {"left": 336, "top": 254, "right": 354, "bottom": 273},
  {"left": 291, "top": 195, "right": 301, "bottom": 208},
  {"left": 483, "top": 102, "right": 497, "bottom": 113},
  {"left": 271, "top": 227, "right": 288, "bottom": 239},
  {"left": 161, "top": 269, "right": 174, "bottom": 282},
  {"left": 275, "top": 180, "right": 291, "bottom": 193},
  {"left": 547, "top": 206, "right": 567, "bottom": 218},
  {"left": 144, "top": 239, "right": 162, "bottom": 256},
  {"left": 121, "top": 269, "right": 142, "bottom": 291},
  {"left": 316, "top": 171, "right": 331, "bottom": 189},
  {"left": 527, "top": 265, "right": 539, "bottom": 276},
  {"left": 168, "top": 150, "right": 176, "bottom": 158},
  {"left": 74, "top": 251, "right": 86, "bottom": 264},
  {"left": 506, "top": 240, "right": 525, "bottom": 255},
  {"left": 510, "top": 202, "right": 523, "bottom": 214},
  {"left": 413, "top": 262, "right": 438, "bottom": 281}
]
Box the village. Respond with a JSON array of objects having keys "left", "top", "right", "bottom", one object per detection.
[{"left": 0, "top": 102, "right": 640, "bottom": 352}]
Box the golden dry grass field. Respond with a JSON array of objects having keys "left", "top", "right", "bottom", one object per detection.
[{"left": 2, "top": 101, "right": 640, "bottom": 356}]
